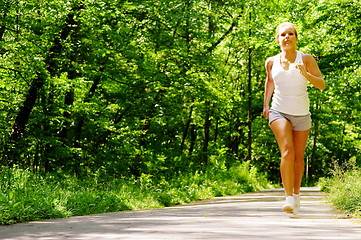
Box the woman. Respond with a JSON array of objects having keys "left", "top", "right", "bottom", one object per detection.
[{"left": 263, "top": 22, "right": 325, "bottom": 214}]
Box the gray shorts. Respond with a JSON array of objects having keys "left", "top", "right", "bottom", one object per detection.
[{"left": 269, "top": 109, "right": 311, "bottom": 131}]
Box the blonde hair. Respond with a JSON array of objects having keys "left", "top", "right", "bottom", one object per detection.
[{"left": 275, "top": 22, "right": 298, "bottom": 43}]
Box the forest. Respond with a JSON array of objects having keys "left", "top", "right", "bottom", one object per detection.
[{"left": 0, "top": 0, "right": 360, "bottom": 184}]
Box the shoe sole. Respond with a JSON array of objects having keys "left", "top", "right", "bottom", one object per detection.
[{"left": 283, "top": 205, "right": 294, "bottom": 213}]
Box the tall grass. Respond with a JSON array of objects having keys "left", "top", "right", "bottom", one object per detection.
[
  {"left": 0, "top": 161, "right": 272, "bottom": 225},
  {"left": 319, "top": 163, "right": 361, "bottom": 217}
]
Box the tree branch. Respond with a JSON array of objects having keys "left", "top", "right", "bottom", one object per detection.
[{"left": 207, "top": 15, "right": 240, "bottom": 53}]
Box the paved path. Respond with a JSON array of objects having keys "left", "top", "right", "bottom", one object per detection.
[{"left": 1, "top": 187, "right": 361, "bottom": 240}]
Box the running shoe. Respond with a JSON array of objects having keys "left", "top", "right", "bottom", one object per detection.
[
  {"left": 293, "top": 194, "right": 300, "bottom": 215},
  {"left": 282, "top": 196, "right": 294, "bottom": 213}
]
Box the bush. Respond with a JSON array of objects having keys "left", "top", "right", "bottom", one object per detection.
[
  {"left": 319, "top": 164, "right": 361, "bottom": 217},
  {"left": 0, "top": 161, "right": 272, "bottom": 225}
]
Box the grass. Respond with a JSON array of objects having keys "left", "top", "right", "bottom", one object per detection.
[
  {"left": 0, "top": 161, "right": 272, "bottom": 225},
  {"left": 319, "top": 163, "right": 361, "bottom": 217}
]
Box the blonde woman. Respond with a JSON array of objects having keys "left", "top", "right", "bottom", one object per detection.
[{"left": 263, "top": 22, "right": 325, "bottom": 214}]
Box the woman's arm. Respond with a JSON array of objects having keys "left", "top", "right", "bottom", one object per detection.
[
  {"left": 296, "top": 54, "right": 325, "bottom": 90},
  {"left": 263, "top": 57, "right": 275, "bottom": 119}
]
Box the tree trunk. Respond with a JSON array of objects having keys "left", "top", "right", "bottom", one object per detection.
[
  {"left": 59, "top": 8, "right": 83, "bottom": 144},
  {"left": 247, "top": 13, "right": 252, "bottom": 161},
  {"left": 181, "top": 105, "right": 193, "bottom": 148},
  {"left": 8, "top": 4, "right": 84, "bottom": 149},
  {"left": 309, "top": 118, "right": 318, "bottom": 182},
  {"left": 60, "top": 88, "right": 75, "bottom": 143},
  {"left": 310, "top": 99, "right": 321, "bottom": 182},
  {"left": 188, "top": 124, "right": 197, "bottom": 156},
  {"left": 214, "top": 116, "right": 219, "bottom": 142},
  {"left": 9, "top": 74, "right": 46, "bottom": 142},
  {"left": 74, "top": 73, "right": 102, "bottom": 144},
  {"left": 0, "top": 14, "right": 7, "bottom": 42},
  {"left": 202, "top": 101, "right": 211, "bottom": 166}
]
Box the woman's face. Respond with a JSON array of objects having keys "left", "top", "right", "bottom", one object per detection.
[{"left": 277, "top": 26, "right": 297, "bottom": 49}]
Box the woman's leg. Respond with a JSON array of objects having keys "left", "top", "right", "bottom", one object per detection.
[
  {"left": 293, "top": 129, "right": 310, "bottom": 194},
  {"left": 270, "top": 119, "right": 295, "bottom": 197}
]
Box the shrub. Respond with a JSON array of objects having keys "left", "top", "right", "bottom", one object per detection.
[
  {"left": 319, "top": 164, "right": 361, "bottom": 217},
  {"left": 0, "top": 161, "right": 272, "bottom": 225}
]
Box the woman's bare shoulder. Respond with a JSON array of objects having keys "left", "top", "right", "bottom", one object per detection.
[
  {"left": 265, "top": 55, "right": 277, "bottom": 70},
  {"left": 301, "top": 53, "right": 316, "bottom": 62}
]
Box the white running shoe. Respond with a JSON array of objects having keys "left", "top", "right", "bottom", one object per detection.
[
  {"left": 282, "top": 196, "right": 294, "bottom": 213},
  {"left": 293, "top": 194, "right": 300, "bottom": 215}
]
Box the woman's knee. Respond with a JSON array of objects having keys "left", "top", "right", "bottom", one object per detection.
[{"left": 281, "top": 148, "right": 295, "bottom": 161}]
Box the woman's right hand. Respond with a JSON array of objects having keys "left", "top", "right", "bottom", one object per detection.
[{"left": 263, "top": 106, "right": 270, "bottom": 119}]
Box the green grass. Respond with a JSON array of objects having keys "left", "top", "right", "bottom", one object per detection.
[
  {"left": 319, "top": 164, "right": 361, "bottom": 217},
  {"left": 0, "top": 161, "right": 272, "bottom": 225}
]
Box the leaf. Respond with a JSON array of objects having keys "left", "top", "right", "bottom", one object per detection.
[
  {"left": 8, "top": 191, "right": 14, "bottom": 201},
  {"left": 12, "top": 202, "right": 22, "bottom": 208}
]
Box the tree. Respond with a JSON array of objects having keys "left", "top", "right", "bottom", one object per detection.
[{"left": 0, "top": 0, "right": 360, "bottom": 184}]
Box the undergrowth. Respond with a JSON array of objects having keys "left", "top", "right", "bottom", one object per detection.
[
  {"left": 0, "top": 161, "right": 272, "bottom": 225},
  {"left": 319, "top": 162, "right": 361, "bottom": 217}
]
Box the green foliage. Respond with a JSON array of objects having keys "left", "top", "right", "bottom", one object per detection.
[
  {"left": 0, "top": 163, "right": 271, "bottom": 225},
  {"left": 0, "top": 167, "right": 71, "bottom": 224},
  {"left": 0, "top": 0, "right": 361, "bottom": 194},
  {"left": 319, "top": 162, "right": 361, "bottom": 217}
]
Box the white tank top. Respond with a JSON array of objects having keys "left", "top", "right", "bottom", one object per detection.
[{"left": 271, "top": 51, "right": 309, "bottom": 116}]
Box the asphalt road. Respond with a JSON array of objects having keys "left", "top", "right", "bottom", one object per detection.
[{"left": 1, "top": 187, "right": 361, "bottom": 240}]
